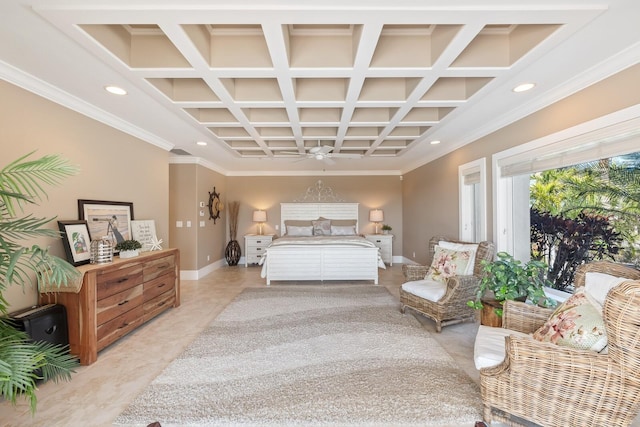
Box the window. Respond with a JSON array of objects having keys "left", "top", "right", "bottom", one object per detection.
[
  {"left": 459, "top": 158, "right": 487, "bottom": 242},
  {"left": 493, "top": 105, "right": 640, "bottom": 258}
]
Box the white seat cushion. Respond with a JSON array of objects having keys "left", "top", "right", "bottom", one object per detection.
[
  {"left": 401, "top": 279, "right": 447, "bottom": 302},
  {"left": 474, "top": 325, "right": 530, "bottom": 370}
]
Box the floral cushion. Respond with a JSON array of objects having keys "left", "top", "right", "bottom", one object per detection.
[
  {"left": 424, "top": 246, "right": 472, "bottom": 284},
  {"left": 312, "top": 219, "right": 331, "bottom": 235},
  {"left": 438, "top": 241, "right": 479, "bottom": 274},
  {"left": 532, "top": 288, "right": 607, "bottom": 352}
]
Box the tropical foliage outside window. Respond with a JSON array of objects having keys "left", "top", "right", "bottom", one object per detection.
[{"left": 530, "top": 152, "right": 640, "bottom": 291}]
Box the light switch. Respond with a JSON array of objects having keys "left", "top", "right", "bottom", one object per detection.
[
  {"left": 186, "top": 221, "right": 192, "bottom": 227},
  {"left": 199, "top": 221, "right": 205, "bottom": 227},
  {"left": 176, "top": 221, "right": 183, "bottom": 228},
  {"left": 199, "top": 201, "right": 205, "bottom": 208}
]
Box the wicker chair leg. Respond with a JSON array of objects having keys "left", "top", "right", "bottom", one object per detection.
[
  {"left": 435, "top": 320, "right": 442, "bottom": 333},
  {"left": 482, "top": 405, "right": 492, "bottom": 425},
  {"left": 400, "top": 304, "right": 406, "bottom": 314}
]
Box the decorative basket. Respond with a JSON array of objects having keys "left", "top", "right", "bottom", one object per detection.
[{"left": 90, "top": 238, "right": 113, "bottom": 264}]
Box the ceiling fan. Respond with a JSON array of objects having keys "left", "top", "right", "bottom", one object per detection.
[{"left": 281, "top": 141, "right": 363, "bottom": 165}]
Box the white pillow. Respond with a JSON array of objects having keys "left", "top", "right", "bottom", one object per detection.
[
  {"left": 286, "top": 225, "right": 313, "bottom": 236},
  {"left": 585, "top": 272, "right": 630, "bottom": 309},
  {"left": 438, "top": 241, "right": 479, "bottom": 274},
  {"left": 330, "top": 225, "right": 356, "bottom": 236}
]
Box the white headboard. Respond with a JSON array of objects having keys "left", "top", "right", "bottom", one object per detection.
[{"left": 280, "top": 203, "right": 359, "bottom": 233}]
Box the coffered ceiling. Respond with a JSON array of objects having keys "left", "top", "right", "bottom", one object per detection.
[{"left": 1, "top": 1, "right": 639, "bottom": 175}]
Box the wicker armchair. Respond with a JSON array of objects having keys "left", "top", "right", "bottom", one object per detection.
[
  {"left": 480, "top": 261, "right": 640, "bottom": 427},
  {"left": 400, "top": 235, "right": 495, "bottom": 332}
]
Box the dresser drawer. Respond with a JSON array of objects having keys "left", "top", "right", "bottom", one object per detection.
[
  {"left": 97, "top": 305, "right": 144, "bottom": 350},
  {"left": 143, "top": 254, "right": 176, "bottom": 282},
  {"left": 143, "top": 292, "right": 176, "bottom": 322},
  {"left": 143, "top": 272, "right": 176, "bottom": 302},
  {"left": 96, "top": 284, "right": 144, "bottom": 326},
  {"left": 96, "top": 265, "right": 143, "bottom": 300}
]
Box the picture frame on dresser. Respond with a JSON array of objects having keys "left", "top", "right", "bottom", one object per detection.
[
  {"left": 57, "top": 220, "right": 92, "bottom": 266},
  {"left": 130, "top": 219, "right": 157, "bottom": 252},
  {"left": 78, "top": 199, "right": 134, "bottom": 250}
]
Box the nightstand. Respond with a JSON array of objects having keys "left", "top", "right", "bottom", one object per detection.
[
  {"left": 244, "top": 234, "right": 274, "bottom": 267},
  {"left": 365, "top": 234, "right": 393, "bottom": 265}
]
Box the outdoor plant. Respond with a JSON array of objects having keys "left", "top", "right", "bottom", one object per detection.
[
  {"left": 114, "top": 239, "right": 142, "bottom": 252},
  {"left": 0, "top": 151, "right": 80, "bottom": 412},
  {"left": 467, "top": 251, "right": 556, "bottom": 316},
  {"left": 530, "top": 208, "right": 622, "bottom": 291}
]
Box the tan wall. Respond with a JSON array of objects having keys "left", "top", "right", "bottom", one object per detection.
[
  {"left": 402, "top": 63, "right": 640, "bottom": 264},
  {"left": 1, "top": 81, "right": 170, "bottom": 311},
  {"left": 228, "top": 175, "right": 403, "bottom": 256},
  {"left": 169, "top": 164, "right": 228, "bottom": 271}
]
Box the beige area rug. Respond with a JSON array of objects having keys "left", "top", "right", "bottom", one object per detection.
[{"left": 114, "top": 285, "right": 482, "bottom": 427}]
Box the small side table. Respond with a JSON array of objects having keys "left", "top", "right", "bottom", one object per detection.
[
  {"left": 244, "top": 234, "right": 274, "bottom": 267},
  {"left": 364, "top": 234, "right": 393, "bottom": 265}
]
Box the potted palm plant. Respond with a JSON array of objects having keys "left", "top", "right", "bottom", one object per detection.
[
  {"left": 468, "top": 251, "right": 556, "bottom": 326},
  {"left": 0, "top": 152, "right": 80, "bottom": 412}
]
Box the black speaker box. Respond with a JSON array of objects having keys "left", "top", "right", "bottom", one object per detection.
[{"left": 7, "top": 304, "right": 69, "bottom": 347}]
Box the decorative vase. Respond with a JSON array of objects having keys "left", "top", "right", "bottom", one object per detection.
[
  {"left": 90, "top": 238, "right": 113, "bottom": 264},
  {"left": 225, "top": 239, "right": 241, "bottom": 266},
  {"left": 119, "top": 249, "right": 139, "bottom": 259}
]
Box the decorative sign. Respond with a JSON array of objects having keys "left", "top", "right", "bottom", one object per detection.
[{"left": 131, "top": 220, "right": 158, "bottom": 251}]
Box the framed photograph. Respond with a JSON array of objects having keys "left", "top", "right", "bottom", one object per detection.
[
  {"left": 78, "top": 200, "right": 134, "bottom": 251},
  {"left": 131, "top": 220, "right": 158, "bottom": 251},
  {"left": 58, "top": 220, "right": 92, "bottom": 266}
]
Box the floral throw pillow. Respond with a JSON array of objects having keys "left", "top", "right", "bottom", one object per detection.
[
  {"left": 424, "top": 246, "right": 472, "bottom": 284},
  {"left": 532, "top": 288, "right": 607, "bottom": 352}
]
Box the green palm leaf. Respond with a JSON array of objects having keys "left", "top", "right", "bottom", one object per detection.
[
  {"left": 0, "top": 151, "right": 78, "bottom": 217},
  {"left": 0, "top": 152, "right": 80, "bottom": 413}
]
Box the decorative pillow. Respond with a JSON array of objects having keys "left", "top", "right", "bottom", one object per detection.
[
  {"left": 329, "top": 219, "right": 357, "bottom": 227},
  {"left": 532, "top": 288, "right": 607, "bottom": 352},
  {"left": 330, "top": 225, "right": 357, "bottom": 236},
  {"left": 585, "top": 272, "right": 630, "bottom": 310},
  {"left": 286, "top": 225, "right": 314, "bottom": 237},
  {"left": 284, "top": 220, "right": 312, "bottom": 234},
  {"left": 438, "top": 241, "right": 479, "bottom": 274},
  {"left": 424, "top": 246, "right": 472, "bottom": 284},
  {"left": 312, "top": 219, "right": 332, "bottom": 235}
]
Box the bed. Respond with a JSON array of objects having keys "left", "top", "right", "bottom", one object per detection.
[{"left": 259, "top": 203, "right": 385, "bottom": 285}]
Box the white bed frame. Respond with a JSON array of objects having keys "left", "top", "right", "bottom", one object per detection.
[{"left": 263, "top": 203, "right": 380, "bottom": 285}]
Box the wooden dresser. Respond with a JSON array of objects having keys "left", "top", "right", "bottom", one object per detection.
[{"left": 40, "top": 248, "right": 180, "bottom": 365}]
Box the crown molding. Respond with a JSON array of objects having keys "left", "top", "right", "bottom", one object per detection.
[{"left": 0, "top": 59, "right": 175, "bottom": 152}]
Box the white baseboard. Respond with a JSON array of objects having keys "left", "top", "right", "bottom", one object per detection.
[{"left": 180, "top": 258, "right": 227, "bottom": 280}]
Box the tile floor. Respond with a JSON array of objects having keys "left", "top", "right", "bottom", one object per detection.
[{"left": 0, "top": 264, "right": 636, "bottom": 426}]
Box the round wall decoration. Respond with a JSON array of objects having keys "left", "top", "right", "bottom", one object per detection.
[{"left": 208, "top": 187, "right": 222, "bottom": 223}]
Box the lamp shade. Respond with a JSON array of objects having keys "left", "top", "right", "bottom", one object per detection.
[
  {"left": 369, "top": 209, "right": 384, "bottom": 223},
  {"left": 252, "top": 210, "right": 267, "bottom": 222}
]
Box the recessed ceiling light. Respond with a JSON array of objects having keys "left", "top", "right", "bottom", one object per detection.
[
  {"left": 430, "top": 140, "right": 441, "bottom": 145},
  {"left": 104, "top": 85, "right": 127, "bottom": 95},
  {"left": 513, "top": 83, "right": 536, "bottom": 93},
  {"left": 196, "top": 141, "right": 208, "bottom": 146}
]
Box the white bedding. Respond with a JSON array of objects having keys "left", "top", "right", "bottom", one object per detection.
[
  {"left": 268, "top": 235, "right": 378, "bottom": 248},
  {"left": 259, "top": 235, "right": 385, "bottom": 283}
]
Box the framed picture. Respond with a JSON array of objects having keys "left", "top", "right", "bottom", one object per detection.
[
  {"left": 78, "top": 200, "right": 134, "bottom": 251},
  {"left": 131, "top": 220, "right": 158, "bottom": 251},
  {"left": 58, "top": 220, "right": 92, "bottom": 266}
]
